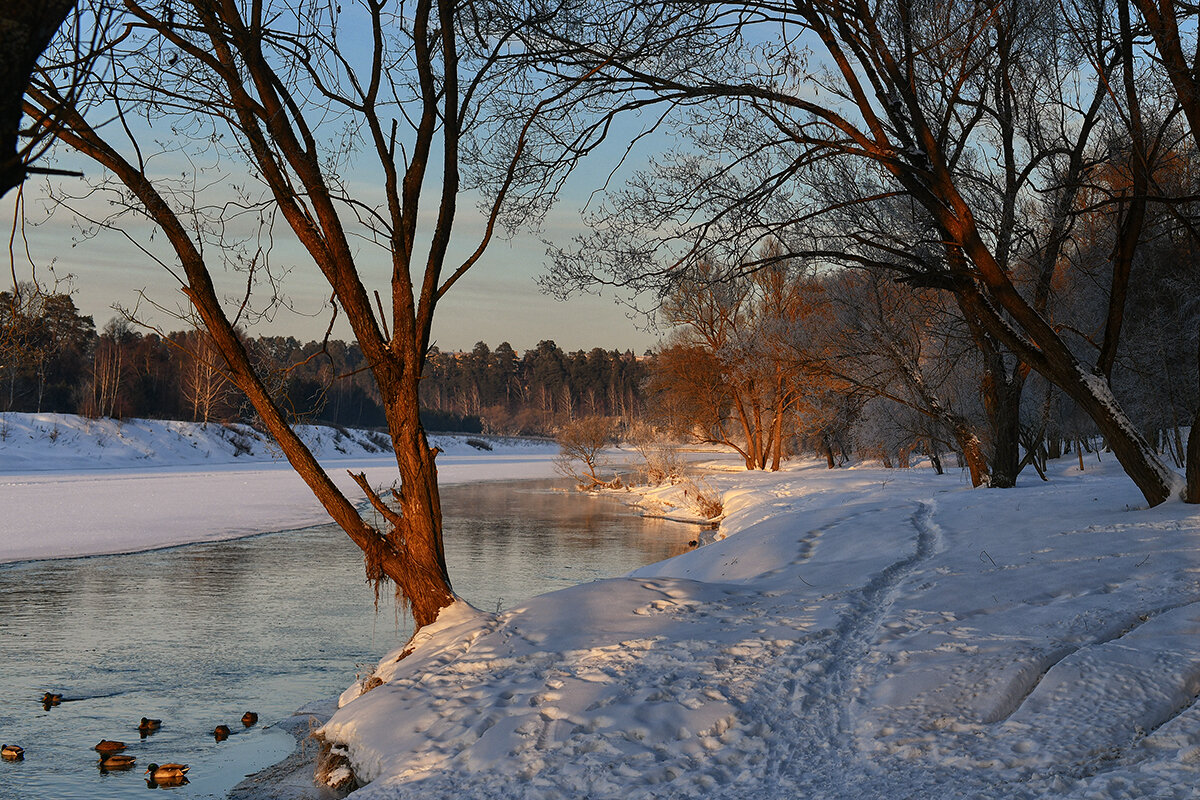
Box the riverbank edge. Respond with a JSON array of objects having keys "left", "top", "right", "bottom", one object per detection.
[
  {"left": 228, "top": 459, "right": 738, "bottom": 798},
  {"left": 228, "top": 701, "right": 337, "bottom": 800}
]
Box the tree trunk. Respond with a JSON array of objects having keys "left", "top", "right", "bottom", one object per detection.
[
  {"left": 1187, "top": 404, "right": 1200, "bottom": 503},
  {"left": 383, "top": 375, "right": 454, "bottom": 624},
  {"left": 954, "top": 423, "right": 990, "bottom": 488},
  {"left": 1188, "top": 322, "right": 1200, "bottom": 503},
  {"left": 988, "top": 378, "right": 1022, "bottom": 488},
  {"left": 976, "top": 340, "right": 1025, "bottom": 488},
  {"left": 928, "top": 440, "right": 943, "bottom": 475},
  {"left": 769, "top": 372, "right": 785, "bottom": 471},
  {"left": 0, "top": 0, "right": 78, "bottom": 198},
  {"left": 949, "top": 249, "right": 1177, "bottom": 505},
  {"left": 730, "top": 390, "right": 761, "bottom": 470}
]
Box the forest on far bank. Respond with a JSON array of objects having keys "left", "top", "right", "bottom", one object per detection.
[{"left": 0, "top": 288, "right": 648, "bottom": 436}]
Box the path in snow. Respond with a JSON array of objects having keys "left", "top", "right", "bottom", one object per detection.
[
  {"left": 325, "top": 480, "right": 964, "bottom": 799},
  {"left": 318, "top": 461, "right": 1200, "bottom": 800}
]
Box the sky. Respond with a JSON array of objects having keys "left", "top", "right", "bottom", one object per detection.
[
  {"left": 3, "top": 2, "right": 703, "bottom": 356},
  {"left": 1, "top": 176, "right": 663, "bottom": 355}
]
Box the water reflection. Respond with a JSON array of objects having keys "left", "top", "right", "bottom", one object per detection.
[{"left": 0, "top": 478, "right": 693, "bottom": 799}]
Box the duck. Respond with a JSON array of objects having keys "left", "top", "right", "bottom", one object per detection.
[
  {"left": 144, "top": 762, "right": 189, "bottom": 780},
  {"left": 138, "top": 717, "right": 162, "bottom": 733},
  {"left": 1, "top": 744, "right": 23, "bottom": 760},
  {"left": 94, "top": 740, "right": 126, "bottom": 754},
  {"left": 241, "top": 711, "right": 258, "bottom": 727},
  {"left": 99, "top": 753, "right": 136, "bottom": 770},
  {"left": 41, "top": 692, "right": 62, "bottom": 706},
  {"left": 213, "top": 724, "right": 230, "bottom": 741}
]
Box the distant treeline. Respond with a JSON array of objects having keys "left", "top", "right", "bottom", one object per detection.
[
  {"left": 0, "top": 288, "right": 649, "bottom": 435},
  {"left": 420, "top": 340, "right": 647, "bottom": 434}
]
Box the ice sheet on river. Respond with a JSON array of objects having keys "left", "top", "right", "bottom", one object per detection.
[{"left": 0, "top": 412, "right": 557, "bottom": 563}]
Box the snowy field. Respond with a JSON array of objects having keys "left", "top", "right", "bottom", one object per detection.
[
  {"left": 0, "top": 412, "right": 558, "bottom": 563},
  {"left": 320, "top": 456, "right": 1200, "bottom": 799},
  {"left": 5, "top": 412, "right": 1200, "bottom": 798}
]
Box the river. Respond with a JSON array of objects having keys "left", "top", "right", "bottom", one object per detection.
[{"left": 0, "top": 478, "right": 695, "bottom": 799}]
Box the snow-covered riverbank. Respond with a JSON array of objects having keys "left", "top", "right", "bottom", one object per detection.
[
  {"left": 0, "top": 412, "right": 558, "bottom": 563},
  {"left": 6, "top": 412, "right": 1200, "bottom": 799},
  {"left": 317, "top": 456, "right": 1200, "bottom": 800}
]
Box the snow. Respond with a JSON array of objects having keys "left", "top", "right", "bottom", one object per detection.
[
  {"left": 6, "top": 411, "right": 1200, "bottom": 798},
  {"left": 0, "top": 412, "right": 558, "bottom": 563},
  {"left": 316, "top": 456, "right": 1200, "bottom": 799}
]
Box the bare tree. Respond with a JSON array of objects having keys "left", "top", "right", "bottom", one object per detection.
[
  {"left": 542, "top": 0, "right": 1181, "bottom": 505},
  {"left": 179, "top": 328, "right": 233, "bottom": 424},
  {"left": 28, "top": 0, "right": 627, "bottom": 627},
  {"left": 654, "top": 261, "right": 809, "bottom": 470},
  {"left": 1127, "top": 0, "right": 1200, "bottom": 502},
  {"left": 817, "top": 270, "right": 993, "bottom": 486},
  {"left": 554, "top": 415, "right": 616, "bottom": 490}
]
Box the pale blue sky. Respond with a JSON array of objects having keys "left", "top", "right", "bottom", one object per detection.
[
  {"left": 3, "top": 156, "right": 662, "bottom": 355},
  {"left": 9, "top": 3, "right": 689, "bottom": 355}
]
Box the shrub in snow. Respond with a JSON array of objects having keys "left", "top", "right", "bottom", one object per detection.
[{"left": 628, "top": 422, "right": 686, "bottom": 486}]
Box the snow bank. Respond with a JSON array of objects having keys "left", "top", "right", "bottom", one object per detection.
[
  {"left": 318, "top": 456, "right": 1200, "bottom": 799},
  {"left": 0, "top": 412, "right": 558, "bottom": 563},
  {"left": 0, "top": 412, "right": 552, "bottom": 472}
]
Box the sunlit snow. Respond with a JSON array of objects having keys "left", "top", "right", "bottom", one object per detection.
[{"left": 4, "top": 412, "right": 1200, "bottom": 799}]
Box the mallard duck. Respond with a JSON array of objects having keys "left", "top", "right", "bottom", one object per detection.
[
  {"left": 1, "top": 744, "right": 23, "bottom": 760},
  {"left": 213, "top": 724, "right": 230, "bottom": 741},
  {"left": 145, "top": 762, "right": 189, "bottom": 780},
  {"left": 99, "top": 753, "right": 136, "bottom": 770},
  {"left": 241, "top": 711, "right": 258, "bottom": 726},
  {"left": 137, "top": 717, "right": 162, "bottom": 733},
  {"left": 94, "top": 740, "right": 126, "bottom": 754}
]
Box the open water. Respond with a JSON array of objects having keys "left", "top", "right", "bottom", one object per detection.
[{"left": 0, "top": 478, "right": 695, "bottom": 799}]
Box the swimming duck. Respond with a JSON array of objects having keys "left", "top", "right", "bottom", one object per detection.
[
  {"left": 144, "top": 762, "right": 189, "bottom": 780},
  {"left": 41, "top": 692, "right": 62, "bottom": 706},
  {"left": 99, "top": 753, "right": 136, "bottom": 770},
  {"left": 1, "top": 744, "right": 23, "bottom": 760},
  {"left": 213, "top": 724, "right": 230, "bottom": 741},
  {"left": 94, "top": 740, "right": 126, "bottom": 754},
  {"left": 138, "top": 717, "right": 162, "bottom": 733},
  {"left": 241, "top": 711, "right": 258, "bottom": 726}
]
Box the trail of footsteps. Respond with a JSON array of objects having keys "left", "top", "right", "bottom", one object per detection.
[{"left": 752, "top": 501, "right": 944, "bottom": 787}]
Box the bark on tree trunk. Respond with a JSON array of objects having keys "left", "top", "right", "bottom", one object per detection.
[
  {"left": 1188, "top": 327, "right": 1200, "bottom": 503},
  {"left": 1187, "top": 404, "right": 1200, "bottom": 503},
  {"left": 769, "top": 373, "right": 785, "bottom": 472},
  {"left": 955, "top": 423, "right": 990, "bottom": 488},
  {"left": 987, "top": 377, "right": 1023, "bottom": 488},
  {"left": 976, "top": 338, "right": 1025, "bottom": 488},
  {"left": 383, "top": 382, "right": 454, "bottom": 624},
  {"left": 0, "top": 0, "right": 78, "bottom": 197}
]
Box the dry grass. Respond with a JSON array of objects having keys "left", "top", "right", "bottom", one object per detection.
[{"left": 683, "top": 479, "right": 724, "bottom": 520}]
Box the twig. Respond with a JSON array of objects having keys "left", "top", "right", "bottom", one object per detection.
[{"left": 348, "top": 470, "right": 401, "bottom": 526}]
